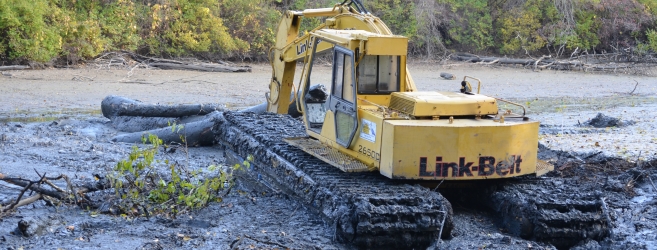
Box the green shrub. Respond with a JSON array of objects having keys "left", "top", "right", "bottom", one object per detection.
[
  {"left": 568, "top": 8, "right": 601, "bottom": 50},
  {"left": 440, "top": 0, "right": 494, "bottom": 52},
  {"left": 144, "top": 0, "right": 246, "bottom": 58},
  {"left": 98, "top": 0, "right": 140, "bottom": 51},
  {"left": 367, "top": 0, "right": 418, "bottom": 40},
  {"left": 108, "top": 134, "right": 248, "bottom": 216},
  {"left": 219, "top": 0, "right": 280, "bottom": 58},
  {"left": 638, "top": 0, "right": 657, "bottom": 16},
  {"left": 498, "top": 10, "right": 546, "bottom": 54},
  {"left": 647, "top": 29, "right": 657, "bottom": 52},
  {"left": 0, "top": 0, "right": 61, "bottom": 62}
]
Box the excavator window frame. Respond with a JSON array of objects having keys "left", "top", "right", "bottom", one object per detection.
[
  {"left": 356, "top": 55, "right": 401, "bottom": 95},
  {"left": 332, "top": 46, "right": 357, "bottom": 103},
  {"left": 300, "top": 37, "right": 359, "bottom": 147},
  {"left": 330, "top": 45, "right": 359, "bottom": 147}
]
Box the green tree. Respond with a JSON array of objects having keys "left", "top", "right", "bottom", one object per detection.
[
  {"left": 219, "top": 0, "right": 281, "bottom": 59},
  {"left": 496, "top": 0, "right": 559, "bottom": 55},
  {"left": 439, "top": 0, "right": 494, "bottom": 52},
  {"left": 145, "top": 0, "right": 246, "bottom": 58},
  {"left": 0, "top": 0, "right": 61, "bottom": 62}
]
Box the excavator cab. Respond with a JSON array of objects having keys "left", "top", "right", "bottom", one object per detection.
[{"left": 299, "top": 31, "right": 404, "bottom": 134}]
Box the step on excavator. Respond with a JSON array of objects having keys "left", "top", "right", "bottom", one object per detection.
[{"left": 213, "top": 1, "right": 609, "bottom": 248}]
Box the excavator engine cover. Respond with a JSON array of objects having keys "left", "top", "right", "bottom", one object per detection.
[
  {"left": 389, "top": 91, "right": 499, "bottom": 117},
  {"left": 379, "top": 118, "right": 547, "bottom": 180}
]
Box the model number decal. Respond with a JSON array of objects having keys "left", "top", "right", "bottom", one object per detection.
[
  {"left": 358, "top": 145, "right": 380, "bottom": 161},
  {"left": 419, "top": 155, "right": 523, "bottom": 177}
]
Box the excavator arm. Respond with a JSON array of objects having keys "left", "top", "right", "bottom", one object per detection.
[{"left": 266, "top": 1, "right": 416, "bottom": 114}]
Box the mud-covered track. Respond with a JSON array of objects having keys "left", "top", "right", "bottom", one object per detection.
[
  {"left": 488, "top": 179, "right": 609, "bottom": 249},
  {"left": 212, "top": 112, "right": 453, "bottom": 249}
]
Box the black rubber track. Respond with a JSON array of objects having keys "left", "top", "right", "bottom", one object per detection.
[
  {"left": 487, "top": 178, "right": 610, "bottom": 249},
  {"left": 212, "top": 112, "right": 453, "bottom": 249}
]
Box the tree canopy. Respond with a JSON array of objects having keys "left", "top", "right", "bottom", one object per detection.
[{"left": 1, "top": 0, "right": 656, "bottom": 63}]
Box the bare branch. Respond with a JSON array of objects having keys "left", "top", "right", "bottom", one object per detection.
[{"left": 629, "top": 80, "right": 639, "bottom": 95}]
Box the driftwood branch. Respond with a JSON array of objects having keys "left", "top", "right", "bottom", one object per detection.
[
  {"left": 148, "top": 62, "right": 251, "bottom": 72},
  {"left": 0, "top": 172, "right": 112, "bottom": 214},
  {"left": 0, "top": 65, "right": 30, "bottom": 70},
  {"left": 451, "top": 52, "right": 657, "bottom": 72},
  {"left": 629, "top": 80, "right": 639, "bottom": 95},
  {"left": 1, "top": 175, "right": 66, "bottom": 200},
  {"left": 9, "top": 195, "right": 43, "bottom": 210},
  {"left": 120, "top": 51, "right": 252, "bottom": 72}
]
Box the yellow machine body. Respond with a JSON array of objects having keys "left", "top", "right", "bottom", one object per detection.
[
  {"left": 379, "top": 119, "right": 541, "bottom": 180},
  {"left": 267, "top": 3, "right": 552, "bottom": 181}
]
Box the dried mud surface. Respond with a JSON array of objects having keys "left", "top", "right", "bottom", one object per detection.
[{"left": 1, "top": 62, "right": 656, "bottom": 249}]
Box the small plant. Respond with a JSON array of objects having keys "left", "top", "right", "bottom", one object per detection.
[{"left": 107, "top": 133, "right": 250, "bottom": 217}]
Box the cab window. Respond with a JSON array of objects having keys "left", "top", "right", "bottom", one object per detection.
[
  {"left": 332, "top": 49, "right": 355, "bottom": 103},
  {"left": 357, "top": 55, "right": 400, "bottom": 94}
]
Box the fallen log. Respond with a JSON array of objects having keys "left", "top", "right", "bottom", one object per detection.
[
  {"left": 101, "top": 95, "right": 225, "bottom": 118},
  {"left": 240, "top": 102, "right": 268, "bottom": 114},
  {"left": 118, "top": 51, "right": 252, "bottom": 72},
  {"left": 110, "top": 116, "right": 180, "bottom": 133},
  {"left": 148, "top": 62, "right": 251, "bottom": 72},
  {"left": 452, "top": 55, "right": 536, "bottom": 65},
  {"left": 1, "top": 177, "right": 65, "bottom": 200},
  {"left": 111, "top": 112, "right": 219, "bottom": 146},
  {"left": 0, "top": 65, "right": 30, "bottom": 70},
  {"left": 449, "top": 53, "right": 649, "bottom": 72}
]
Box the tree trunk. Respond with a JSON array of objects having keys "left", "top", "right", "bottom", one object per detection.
[
  {"left": 110, "top": 116, "right": 180, "bottom": 133},
  {"left": 101, "top": 95, "right": 225, "bottom": 118},
  {"left": 111, "top": 113, "right": 219, "bottom": 146}
]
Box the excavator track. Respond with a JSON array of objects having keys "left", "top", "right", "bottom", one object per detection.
[
  {"left": 212, "top": 112, "right": 453, "bottom": 249},
  {"left": 487, "top": 178, "right": 610, "bottom": 249}
]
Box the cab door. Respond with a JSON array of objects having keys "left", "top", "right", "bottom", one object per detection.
[{"left": 330, "top": 46, "right": 358, "bottom": 148}]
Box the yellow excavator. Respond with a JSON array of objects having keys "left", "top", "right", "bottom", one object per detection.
[
  {"left": 266, "top": 1, "right": 553, "bottom": 180},
  {"left": 215, "top": 1, "right": 607, "bottom": 248}
]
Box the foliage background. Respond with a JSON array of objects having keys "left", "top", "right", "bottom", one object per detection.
[{"left": 1, "top": 0, "right": 656, "bottom": 63}]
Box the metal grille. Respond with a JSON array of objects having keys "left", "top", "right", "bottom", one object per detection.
[
  {"left": 284, "top": 137, "right": 375, "bottom": 172},
  {"left": 389, "top": 95, "right": 415, "bottom": 115},
  {"left": 536, "top": 160, "right": 555, "bottom": 176}
]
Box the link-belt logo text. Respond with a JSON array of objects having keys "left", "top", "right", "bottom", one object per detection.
[
  {"left": 296, "top": 39, "right": 314, "bottom": 55},
  {"left": 419, "top": 155, "right": 523, "bottom": 177}
]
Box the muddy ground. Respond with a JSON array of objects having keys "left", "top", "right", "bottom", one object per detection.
[{"left": 0, "top": 62, "right": 656, "bottom": 249}]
